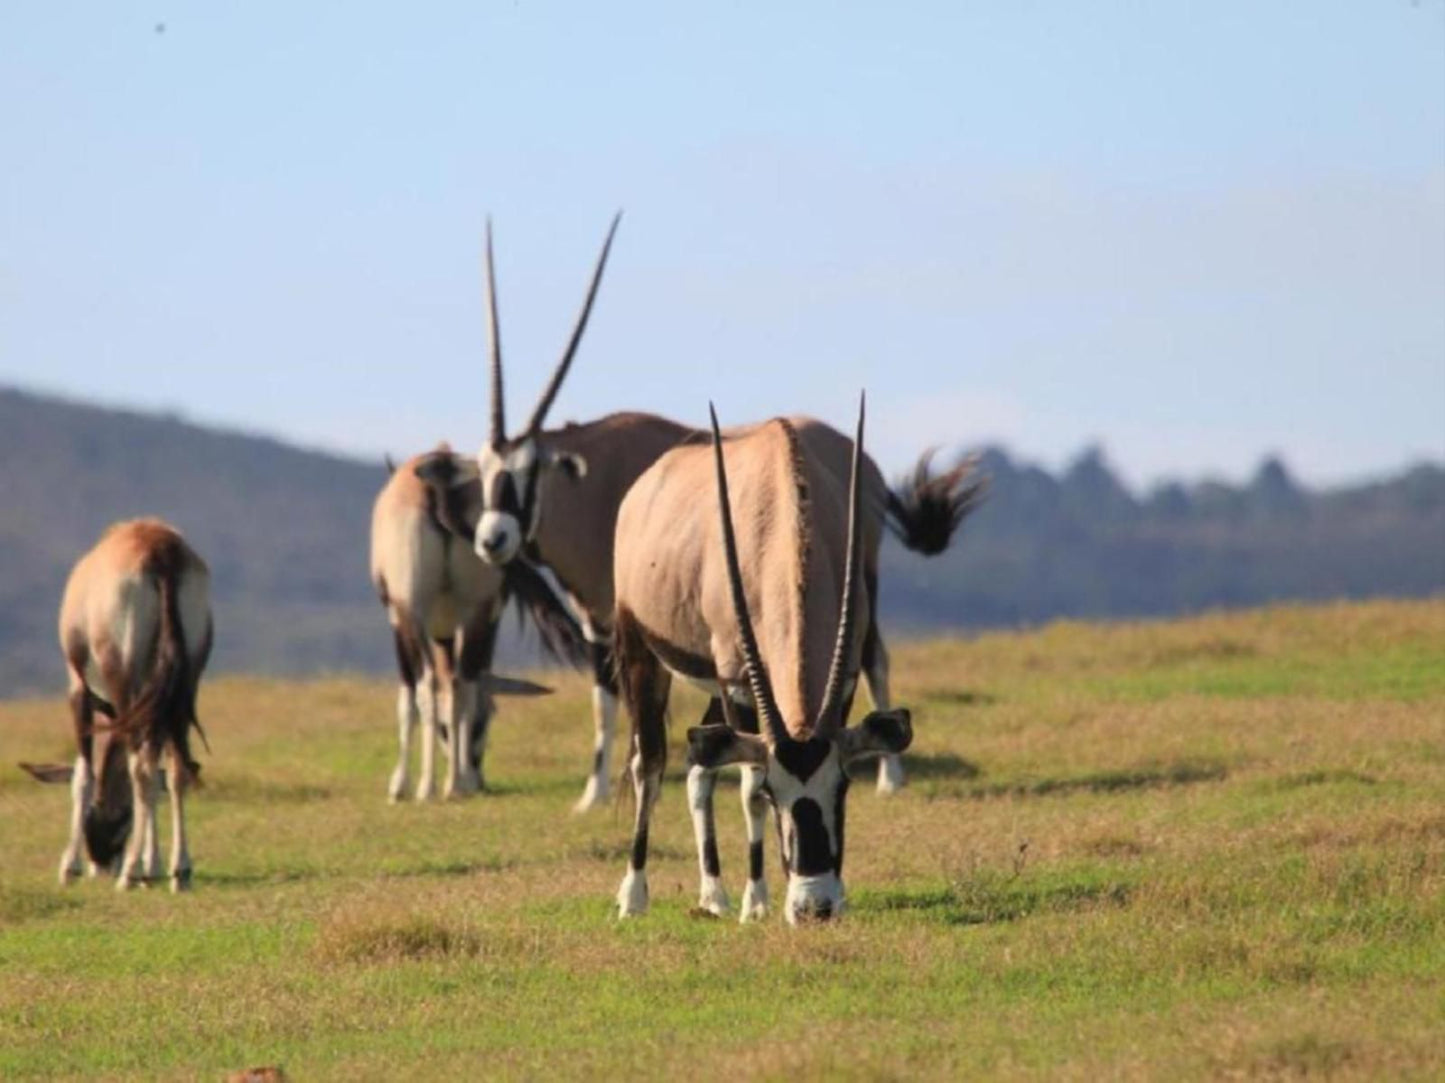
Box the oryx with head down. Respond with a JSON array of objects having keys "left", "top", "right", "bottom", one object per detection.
[
  {"left": 612, "top": 397, "right": 912, "bottom": 924},
  {"left": 370, "top": 449, "right": 582, "bottom": 801},
  {"left": 417, "top": 216, "right": 984, "bottom": 813},
  {"left": 20, "top": 519, "right": 212, "bottom": 892}
]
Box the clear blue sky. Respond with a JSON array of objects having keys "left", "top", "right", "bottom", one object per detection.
[{"left": 2, "top": 2, "right": 1442, "bottom": 487}]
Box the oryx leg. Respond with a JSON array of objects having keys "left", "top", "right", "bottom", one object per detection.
[
  {"left": 415, "top": 660, "right": 440, "bottom": 803},
  {"left": 167, "top": 743, "right": 191, "bottom": 892},
  {"left": 686, "top": 697, "right": 730, "bottom": 916},
  {"left": 140, "top": 799, "right": 161, "bottom": 882},
  {"left": 729, "top": 701, "right": 770, "bottom": 922},
  {"left": 576, "top": 623, "right": 619, "bottom": 812},
  {"left": 116, "top": 746, "right": 159, "bottom": 891},
  {"left": 740, "top": 763, "right": 770, "bottom": 922},
  {"left": 58, "top": 666, "right": 93, "bottom": 885},
  {"left": 863, "top": 609, "right": 904, "bottom": 795},
  {"left": 615, "top": 614, "right": 669, "bottom": 918},
  {"left": 433, "top": 637, "right": 472, "bottom": 800},
  {"left": 388, "top": 627, "right": 420, "bottom": 802},
  {"left": 458, "top": 603, "right": 501, "bottom": 792}
]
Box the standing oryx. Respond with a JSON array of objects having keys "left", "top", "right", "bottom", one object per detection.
[
  {"left": 613, "top": 397, "right": 913, "bottom": 924},
  {"left": 19, "top": 519, "right": 212, "bottom": 892},
  {"left": 416, "top": 215, "right": 984, "bottom": 809},
  {"left": 370, "top": 449, "right": 582, "bottom": 800}
]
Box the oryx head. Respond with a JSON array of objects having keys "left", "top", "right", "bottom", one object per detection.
[
  {"left": 688, "top": 396, "right": 912, "bottom": 925},
  {"left": 463, "top": 214, "right": 620, "bottom": 565}
]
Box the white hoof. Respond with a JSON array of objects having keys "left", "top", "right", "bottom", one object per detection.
[
  {"left": 115, "top": 871, "right": 140, "bottom": 892},
  {"left": 413, "top": 780, "right": 436, "bottom": 803},
  {"left": 574, "top": 777, "right": 609, "bottom": 813},
  {"left": 876, "top": 754, "right": 905, "bottom": 795},
  {"left": 740, "top": 880, "right": 769, "bottom": 923},
  {"left": 170, "top": 869, "right": 192, "bottom": 894},
  {"left": 617, "top": 869, "right": 649, "bottom": 918},
  {"left": 387, "top": 768, "right": 409, "bottom": 803},
  {"left": 58, "top": 857, "right": 81, "bottom": 886},
  {"left": 699, "top": 877, "right": 731, "bottom": 917}
]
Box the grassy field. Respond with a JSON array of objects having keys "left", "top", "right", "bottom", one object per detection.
[{"left": 1, "top": 599, "right": 1442, "bottom": 1080}]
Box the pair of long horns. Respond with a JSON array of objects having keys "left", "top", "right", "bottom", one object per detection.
[
  {"left": 709, "top": 394, "right": 866, "bottom": 745},
  {"left": 486, "top": 213, "right": 623, "bottom": 448}
]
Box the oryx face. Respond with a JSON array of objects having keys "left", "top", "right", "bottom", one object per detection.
[
  {"left": 471, "top": 438, "right": 586, "bottom": 566},
  {"left": 466, "top": 212, "right": 620, "bottom": 565},
  {"left": 688, "top": 709, "right": 912, "bottom": 924}
]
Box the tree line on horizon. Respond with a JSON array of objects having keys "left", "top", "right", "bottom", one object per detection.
[{"left": 1, "top": 386, "right": 1441, "bottom": 696}]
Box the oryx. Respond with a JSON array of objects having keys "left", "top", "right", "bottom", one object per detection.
[
  {"left": 370, "top": 449, "right": 582, "bottom": 801},
  {"left": 416, "top": 216, "right": 984, "bottom": 810},
  {"left": 19, "top": 519, "right": 212, "bottom": 892},
  {"left": 613, "top": 397, "right": 912, "bottom": 924}
]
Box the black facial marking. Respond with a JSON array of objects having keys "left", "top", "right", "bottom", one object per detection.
[
  {"left": 791, "top": 798, "right": 835, "bottom": 877},
  {"left": 748, "top": 839, "right": 764, "bottom": 881},
  {"left": 774, "top": 738, "right": 832, "bottom": 782},
  {"left": 497, "top": 473, "right": 522, "bottom": 517}
]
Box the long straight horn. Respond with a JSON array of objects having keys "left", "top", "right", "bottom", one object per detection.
[
  {"left": 710, "top": 404, "right": 787, "bottom": 746},
  {"left": 524, "top": 211, "right": 623, "bottom": 436},
  {"left": 485, "top": 218, "right": 506, "bottom": 448},
  {"left": 815, "top": 392, "right": 866, "bottom": 736}
]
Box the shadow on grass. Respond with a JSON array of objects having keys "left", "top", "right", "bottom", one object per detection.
[
  {"left": 847, "top": 751, "right": 982, "bottom": 782},
  {"left": 1271, "top": 769, "right": 1377, "bottom": 791},
  {"left": 927, "top": 759, "right": 1227, "bottom": 801},
  {"left": 859, "top": 874, "right": 1133, "bottom": 926},
  {"left": 203, "top": 778, "right": 334, "bottom": 803},
  {"left": 580, "top": 840, "right": 691, "bottom": 863},
  {"left": 923, "top": 689, "right": 999, "bottom": 707}
]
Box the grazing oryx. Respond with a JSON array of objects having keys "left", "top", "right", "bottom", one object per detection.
[
  {"left": 19, "top": 519, "right": 212, "bottom": 892},
  {"left": 613, "top": 398, "right": 913, "bottom": 924},
  {"left": 370, "top": 449, "right": 583, "bottom": 800},
  {"left": 416, "top": 215, "right": 985, "bottom": 811}
]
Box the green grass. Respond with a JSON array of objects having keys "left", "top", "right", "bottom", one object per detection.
[{"left": 1, "top": 598, "right": 1442, "bottom": 1080}]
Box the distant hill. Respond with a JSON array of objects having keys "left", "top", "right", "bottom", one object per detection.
[
  {"left": 878, "top": 446, "right": 1445, "bottom": 632},
  {"left": 2, "top": 386, "right": 1442, "bottom": 697}
]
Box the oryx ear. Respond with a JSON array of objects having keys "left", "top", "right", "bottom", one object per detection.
[
  {"left": 414, "top": 452, "right": 483, "bottom": 540},
  {"left": 838, "top": 708, "right": 912, "bottom": 764},
  {"left": 19, "top": 762, "right": 74, "bottom": 784},
  {"left": 477, "top": 673, "right": 554, "bottom": 697},
  {"left": 547, "top": 450, "right": 587, "bottom": 480},
  {"left": 413, "top": 451, "right": 480, "bottom": 489},
  {"left": 686, "top": 725, "right": 768, "bottom": 769}
]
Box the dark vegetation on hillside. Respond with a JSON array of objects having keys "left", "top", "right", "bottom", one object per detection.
[{"left": 2, "top": 386, "right": 1441, "bottom": 695}]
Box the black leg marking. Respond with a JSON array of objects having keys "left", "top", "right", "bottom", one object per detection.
[
  {"left": 590, "top": 640, "right": 619, "bottom": 695},
  {"left": 702, "top": 836, "right": 721, "bottom": 878},
  {"left": 630, "top": 825, "right": 650, "bottom": 872},
  {"left": 748, "top": 840, "right": 764, "bottom": 882}
]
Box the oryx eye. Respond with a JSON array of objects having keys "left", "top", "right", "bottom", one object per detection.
[{"left": 497, "top": 474, "right": 521, "bottom": 516}]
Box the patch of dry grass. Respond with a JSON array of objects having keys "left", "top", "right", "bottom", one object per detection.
[{"left": 1, "top": 599, "right": 1442, "bottom": 1079}]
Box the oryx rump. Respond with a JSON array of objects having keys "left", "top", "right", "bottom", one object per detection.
[{"left": 20, "top": 519, "right": 212, "bottom": 892}]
